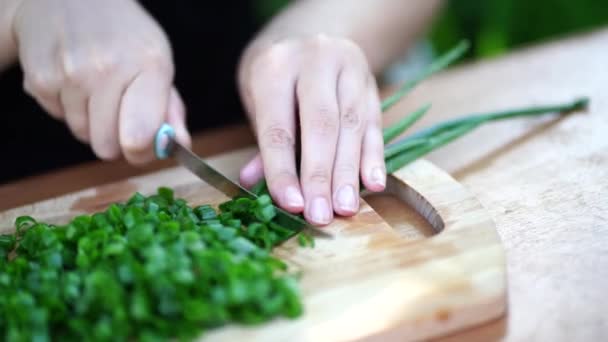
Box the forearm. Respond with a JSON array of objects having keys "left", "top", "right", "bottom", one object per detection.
[
  {"left": 246, "top": 0, "right": 443, "bottom": 74},
  {"left": 0, "top": 0, "right": 21, "bottom": 71}
]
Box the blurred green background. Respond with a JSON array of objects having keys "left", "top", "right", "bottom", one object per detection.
[{"left": 253, "top": 0, "right": 608, "bottom": 60}]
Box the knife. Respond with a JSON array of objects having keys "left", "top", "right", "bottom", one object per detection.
[{"left": 154, "top": 123, "right": 328, "bottom": 237}]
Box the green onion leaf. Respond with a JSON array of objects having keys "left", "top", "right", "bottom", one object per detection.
[
  {"left": 381, "top": 40, "right": 470, "bottom": 112},
  {"left": 383, "top": 103, "right": 431, "bottom": 143}
]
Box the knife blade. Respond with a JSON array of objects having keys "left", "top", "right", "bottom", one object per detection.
[{"left": 154, "top": 124, "right": 328, "bottom": 237}]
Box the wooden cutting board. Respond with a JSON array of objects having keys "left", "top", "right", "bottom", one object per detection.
[{"left": 0, "top": 147, "right": 507, "bottom": 341}]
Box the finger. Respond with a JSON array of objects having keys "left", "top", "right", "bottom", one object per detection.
[
  {"left": 240, "top": 153, "right": 265, "bottom": 189},
  {"left": 119, "top": 70, "right": 172, "bottom": 164},
  {"left": 250, "top": 46, "right": 304, "bottom": 213},
  {"left": 297, "top": 46, "right": 341, "bottom": 225},
  {"left": 360, "top": 80, "right": 386, "bottom": 192},
  {"left": 88, "top": 77, "right": 126, "bottom": 160},
  {"left": 166, "top": 87, "right": 191, "bottom": 148},
  {"left": 23, "top": 75, "right": 64, "bottom": 120},
  {"left": 18, "top": 28, "right": 64, "bottom": 120},
  {"left": 60, "top": 85, "right": 90, "bottom": 143},
  {"left": 332, "top": 65, "right": 368, "bottom": 216}
]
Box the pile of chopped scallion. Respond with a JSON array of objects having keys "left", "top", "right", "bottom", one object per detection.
[
  {"left": 0, "top": 40, "right": 588, "bottom": 341},
  {"left": 0, "top": 189, "right": 307, "bottom": 341}
]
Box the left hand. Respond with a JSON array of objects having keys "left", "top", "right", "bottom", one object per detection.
[{"left": 237, "top": 34, "right": 386, "bottom": 226}]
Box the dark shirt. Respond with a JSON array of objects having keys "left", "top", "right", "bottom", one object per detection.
[{"left": 0, "top": 2, "right": 260, "bottom": 184}]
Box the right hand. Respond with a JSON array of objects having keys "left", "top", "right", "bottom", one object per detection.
[{"left": 12, "top": 0, "right": 191, "bottom": 163}]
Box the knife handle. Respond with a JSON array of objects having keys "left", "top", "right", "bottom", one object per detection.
[{"left": 154, "top": 123, "right": 176, "bottom": 160}]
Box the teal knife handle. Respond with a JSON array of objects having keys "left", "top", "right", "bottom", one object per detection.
[{"left": 155, "top": 123, "right": 176, "bottom": 160}]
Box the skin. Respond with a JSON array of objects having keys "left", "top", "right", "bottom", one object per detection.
[
  {"left": 0, "top": 0, "right": 442, "bottom": 226},
  {"left": 2, "top": 0, "right": 191, "bottom": 164},
  {"left": 238, "top": 0, "right": 442, "bottom": 225}
]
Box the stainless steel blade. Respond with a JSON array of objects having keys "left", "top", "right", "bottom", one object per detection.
[
  {"left": 172, "top": 142, "right": 256, "bottom": 200},
  {"left": 167, "top": 139, "right": 329, "bottom": 237}
]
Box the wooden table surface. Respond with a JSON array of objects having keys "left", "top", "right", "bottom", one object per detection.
[{"left": 1, "top": 28, "right": 607, "bottom": 340}]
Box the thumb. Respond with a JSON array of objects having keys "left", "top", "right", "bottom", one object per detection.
[
  {"left": 119, "top": 70, "right": 171, "bottom": 164},
  {"left": 167, "top": 86, "right": 191, "bottom": 148}
]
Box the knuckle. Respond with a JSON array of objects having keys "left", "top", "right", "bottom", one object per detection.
[
  {"left": 307, "top": 168, "right": 331, "bottom": 185},
  {"left": 340, "top": 38, "right": 358, "bottom": 50},
  {"left": 310, "top": 107, "right": 339, "bottom": 135},
  {"left": 346, "top": 41, "right": 367, "bottom": 62},
  {"left": 63, "top": 67, "right": 89, "bottom": 86},
  {"left": 24, "top": 71, "right": 60, "bottom": 95},
  {"left": 93, "top": 138, "right": 120, "bottom": 161},
  {"left": 142, "top": 47, "right": 173, "bottom": 73},
  {"left": 304, "top": 34, "right": 339, "bottom": 61},
  {"left": 68, "top": 120, "right": 88, "bottom": 140},
  {"left": 269, "top": 170, "right": 296, "bottom": 187},
  {"left": 335, "top": 37, "right": 359, "bottom": 55},
  {"left": 260, "top": 125, "right": 295, "bottom": 149},
  {"left": 340, "top": 105, "right": 362, "bottom": 131},
  {"left": 334, "top": 163, "right": 357, "bottom": 176},
  {"left": 123, "top": 153, "right": 142, "bottom": 165},
  {"left": 62, "top": 51, "right": 118, "bottom": 86},
  {"left": 306, "top": 33, "right": 331, "bottom": 49},
  {"left": 335, "top": 38, "right": 367, "bottom": 67},
  {"left": 253, "top": 43, "right": 291, "bottom": 76},
  {"left": 272, "top": 169, "right": 296, "bottom": 180},
  {"left": 61, "top": 49, "right": 89, "bottom": 83},
  {"left": 268, "top": 172, "right": 299, "bottom": 199},
  {"left": 121, "top": 132, "right": 149, "bottom": 153},
  {"left": 64, "top": 69, "right": 92, "bottom": 87},
  {"left": 92, "top": 54, "right": 120, "bottom": 77}
]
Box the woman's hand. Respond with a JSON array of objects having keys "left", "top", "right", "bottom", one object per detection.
[
  {"left": 12, "top": 0, "right": 190, "bottom": 163},
  {"left": 238, "top": 34, "right": 386, "bottom": 226}
]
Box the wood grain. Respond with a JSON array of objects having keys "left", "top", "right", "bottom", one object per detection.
[
  {"left": 381, "top": 29, "right": 608, "bottom": 341},
  {"left": 0, "top": 148, "right": 506, "bottom": 341}
]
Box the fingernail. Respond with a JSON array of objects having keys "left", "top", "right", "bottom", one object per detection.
[
  {"left": 336, "top": 185, "right": 357, "bottom": 212},
  {"left": 372, "top": 167, "right": 386, "bottom": 187},
  {"left": 285, "top": 186, "right": 304, "bottom": 208},
  {"left": 310, "top": 197, "right": 331, "bottom": 224}
]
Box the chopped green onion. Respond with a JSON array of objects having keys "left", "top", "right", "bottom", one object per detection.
[{"left": 0, "top": 188, "right": 308, "bottom": 340}]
